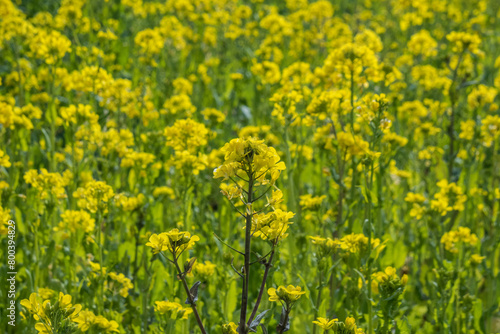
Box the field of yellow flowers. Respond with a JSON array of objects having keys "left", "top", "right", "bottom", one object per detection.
[{"left": 1, "top": 0, "right": 500, "bottom": 333}]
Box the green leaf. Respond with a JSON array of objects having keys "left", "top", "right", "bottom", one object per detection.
[
  {"left": 358, "top": 185, "right": 369, "bottom": 203},
  {"left": 473, "top": 299, "right": 484, "bottom": 334},
  {"left": 225, "top": 280, "right": 237, "bottom": 319},
  {"left": 128, "top": 169, "right": 136, "bottom": 192}
]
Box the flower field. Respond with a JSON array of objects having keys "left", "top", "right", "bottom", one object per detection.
[{"left": 1, "top": 0, "right": 500, "bottom": 333}]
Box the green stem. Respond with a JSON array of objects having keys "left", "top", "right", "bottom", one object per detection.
[
  {"left": 312, "top": 269, "right": 324, "bottom": 334},
  {"left": 97, "top": 210, "right": 105, "bottom": 314},
  {"left": 173, "top": 254, "right": 207, "bottom": 334},
  {"left": 239, "top": 165, "right": 254, "bottom": 334}
]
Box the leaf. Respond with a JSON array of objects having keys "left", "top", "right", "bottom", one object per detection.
[
  {"left": 353, "top": 268, "right": 366, "bottom": 286},
  {"left": 249, "top": 310, "right": 269, "bottom": 331},
  {"left": 296, "top": 274, "right": 310, "bottom": 299},
  {"left": 240, "top": 105, "right": 252, "bottom": 119},
  {"left": 395, "top": 316, "right": 412, "bottom": 334},
  {"left": 42, "top": 240, "right": 56, "bottom": 267},
  {"left": 383, "top": 287, "right": 403, "bottom": 302},
  {"left": 358, "top": 185, "right": 369, "bottom": 203},
  {"left": 260, "top": 324, "right": 268, "bottom": 334},
  {"left": 225, "top": 280, "right": 237, "bottom": 319},
  {"left": 369, "top": 188, "right": 378, "bottom": 205},
  {"left": 277, "top": 305, "right": 290, "bottom": 333},
  {"left": 128, "top": 169, "right": 136, "bottom": 192},
  {"left": 185, "top": 281, "right": 201, "bottom": 305},
  {"left": 473, "top": 299, "right": 484, "bottom": 334},
  {"left": 362, "top": 218, "right": 372, "bottom": 237}
]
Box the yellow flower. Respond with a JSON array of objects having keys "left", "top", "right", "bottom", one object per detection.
[
  {"left": 268, "top": 285, "right": 306, "bottom": 305},
  {"left": 172, "top": 77, "right": 193, "bottom": 95},
  {"left": 193, "top": 261, "right": 216, "bottom": 279},
  {"left": 120, "top": 151, "right": 156, "bottom": 169},
  {"left": 154, "top": 300, "right": 192, "bottom": 320},
  {"left": 300, "top": 194, "right": 326, "bottom": 211},
  {"left": 37, "top": 288, "right": 56, "bottom": 300},
  {"left": 114, "top": 193, "right": 145, "bottom": 211},
  {"left": 251, "top": 209, "right": 294, "bottom": 241},
  {"left": 314, "top": 316, "right": 365, "bottom": 333},
  {"left": 313, "top": 317, "right": 338, "bottom": 330},
  {"left": 145, "top": 233, "right": 168, "bottom": 254},
  {"left": 0, "top": 149, "right": 11, "bottom": 168},
  {"left": 404, "top": 193, "right": 426, "bottom": 203},
  {"left": 446, "top": 31, "right": 482, "bottom": 56},
  {"left": 459, "top": 120, "right": 476, "bottom": 140},
  {"left": 74, "top": 310, "right": 120, "bottom": 332},
  {"left": 20, "top": 293, "right": 45, "bottom": 320},
  {"left": 251, "top": 60, "right": 281, "bottom": 85},
  {"left": 470, "top": 254, "right": 485, "bottom": 265},
  {"left": 164, "top": 118, "right": 210, "bottom": 152},
  {"left": 167, "top": 150, "right": 208, "bottom": 176},
  {"left": 108, "top": 272, "right": 134, "bottom": 298},
  {"left": 214, "top": 137, "right": 286, "bottom": 184},
  {"left": 162, "top": 94, "right": 196, "bottom": 116},
  {"left": 152, "top": 186, "right": 175, "bottom": 199},
  {"left": 219, "top": 183, "right": 243, "bottom": 200},
  {"left": 441, "top": 227, "right": 478, "bottom": 253},
  {"left": 29, "top": 29, "right": 72, "bottom": 64},
  {"left": 134, "top": 28, "right": 164, "bottom": 55},
  {"left": 202, "top": 108, "right": 226, "bottom": 123},
  {"left": 24, "top": 169, "right": 70, "bottom": 200},
  {"left": 309, "top": 236, "right": 339, "bottom": 258},
  {"left": 408, "top": 30, "right": 437, "bottom": 58},
  {"left": 230, "top": 73, "right": 243, "bottom": 80},
  {"left": 146, "top": 229, "right": 200, "bottom": 255},
  {"left": 21, "top": 291, "right": 82, "bottom": 334},
  {"left": 222, "top": 322, "right": 239, "bottom": 334},
  {"left": 430, "top": 180, "right": 467, "bottom": 215},
  {"left": 467, "top": 85, "right": 497, "bottom": 109},
  {"left": 73, "top": 180, "right": 115, "bottom": 213},
  {"left": 480, "top": 115, "right": 500, "bottom": 147},
  {"left": 55, "top": 210, "right": 95, "bottom": 233},
  {"left": 338, "top": 233, "right": 382, "bottom": 254}
]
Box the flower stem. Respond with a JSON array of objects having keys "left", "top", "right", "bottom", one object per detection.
[
  {"left": 173, "top": 256, "right": 207, "bottom": 334},
  {"left": 239, "top": 166, "right": 254, "bottom": 334},
  {"left": 247, "top": 247, "right": 276, "bottom": 326}
]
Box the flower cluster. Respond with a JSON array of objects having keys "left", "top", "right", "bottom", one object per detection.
[
  {"left": 154, "top": 300, "right": 193, "bottom": 320},
  {"left": 146, "top": 229, "right": 200, "bottom": 255},
  {"left": 73, "top": 180, "right": 115, "bottom": 213},
  {"left": 214, "top": 137, "right": 286, "bottom": 185},
  {"left": 251, "top": 209, "right": 295, "bottom": 242},
  {"left": 441, "top": 227, "right": 478, "bottom": 253},
  {"left": 268, "top": 285, "right": 306, "bottom": 307},
  {"left": 313, "top": 316, "right": 365, "bottom": 334},
  {"left": 21, "top": 292, "right": 82, "bottom": 334}
]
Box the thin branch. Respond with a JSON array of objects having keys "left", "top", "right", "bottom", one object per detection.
[
  {"left": 173, "top": 256, "right": 208, "bottom": 334},
  {"left": 255, "top": 167, "right": 272, "bottom": 180},
  {"left": 252, "top": 185, "right": 274, "bottom": 203},
  {"left": 158, "top": 251, "right": 175, "bottom": 264},
  {"left": 231, "top": 257, "right": 244, "bottom": 278},
  {"left": 213, "top": 233, "right": 245, "bottom": 256},
  {"left": 250, "top": 249, "right": 273, "bottom": 265},
  {"left": 247, "top": 246, "right": 276, "bottom": 325},
  {"left": 234, "top": 173, "right": 250, "bottom": 183},
  {"left": 224, "top": 197, "right": 246, "bottom": 218},
  {"left": 239, "top": 196, "right": 249, "bottom": 208},
  {"left": 229, "top": 176, "right": 249, "bottom": 195},
  {"left": 252, "top": 207, "right": 268, "bottom": 216}
]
